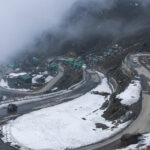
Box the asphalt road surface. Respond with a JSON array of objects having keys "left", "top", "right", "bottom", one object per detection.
[
  {"left": 0, "top": 69, "right": 101, "bottom": 150},
  {"left": 0, "top": 64, "right": 64, "bottom": 95},
  {"left": 77, "top": 53, "right": 150, "bottom": 150},
  {"left": 0, "top": 53, "right": 150, "bottom": 150}
]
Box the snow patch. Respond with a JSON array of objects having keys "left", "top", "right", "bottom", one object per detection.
[
  {"left": 1, "top": 74, "right": 129, "bottom": 150},
  {"left": 0, "top": 79, "right": 8, "bottom": 88},
  {"left": 8, "top": 72, "right": 27, "bottom": 78},
  {"left": 0, "top": 79, "right": 30, "bottom": 91},
  {"left": 32, "top": 74, "right": 53, "bottom": 84},
  {"left": 117, "top": 80, "right": 141, "bottom": 106},
  {"left": 117, "top": 133, "right": 150, "bottom": 150}
]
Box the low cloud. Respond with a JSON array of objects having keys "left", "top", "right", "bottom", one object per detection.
[
  {"left": 1, "top": 0, "right": 150, "bottom": 63},
  {"left": 0, "top": 0, "right": 78, "bottom": 63},
  {"left": 40, "top": 0, "right": 150, "bottom": 54}
]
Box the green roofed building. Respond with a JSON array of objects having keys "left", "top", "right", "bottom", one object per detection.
[
  {"left": 49, "top": 64, "right": 57, "bottom": 71},
  {"left": 66, "top": 58, "right": 74, "bottom": 64},
  {"left": 18, "top": 74, "right": 32, "bottom": 84},
  {"left": 32, "top": 57, "right": 39, "bottom": 62},
  {"left": 73, "top": 61, "right": 83, "bottom": 67}
]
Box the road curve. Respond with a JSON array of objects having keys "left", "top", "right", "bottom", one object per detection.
[
  {"left": 1, "top": 53, "right": 150, "bottom": 150},
  {"left": 0, "top": 64, "right": 64, "bottom": 95},
  {"left": 0, "top": 69, "right": 101, "bottom": 150},
  {"left": 77, "top": 53, "right": 150, "bottom": 150}
]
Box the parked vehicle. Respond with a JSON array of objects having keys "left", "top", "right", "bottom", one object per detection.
[{"left": 7, "top": 104, "right": 18, "bottom": 113}]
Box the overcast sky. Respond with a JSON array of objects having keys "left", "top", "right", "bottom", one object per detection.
[{"left": 0, "top": 0, "right": 78, "bottom": 63}]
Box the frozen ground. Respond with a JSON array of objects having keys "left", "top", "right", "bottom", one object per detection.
[
  {"left": 0, "top": 71, "right": 53, "bottom": 91},
  {"left": 117, "top": 133, "right": 150, "bottom": 150},
  {"left": 1, "top": 73, "right": 129, "bottom": 150},
  {"left": 0, "top": 79, "right": 30, "bottom": 91},
  {"left": 117, "top": 80, "right": 141, "bottom": 106},
  {"left": 0, "top": 72, "right": 31, "bottom": 91}
]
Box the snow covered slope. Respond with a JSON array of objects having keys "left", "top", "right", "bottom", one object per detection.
[
  {"left": 117, "top": 80, "right": 141, "bottom": 106},
  {"left": 1, "top": 73, "right": 128, "bottom": 150}
]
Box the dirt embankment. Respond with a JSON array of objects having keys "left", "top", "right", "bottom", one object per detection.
[
  {"left": 96, "top": 43, "right": 144, "bottom": 123},
  {"left": 51, "top": 63, "right": 83, "bottom": 91}
]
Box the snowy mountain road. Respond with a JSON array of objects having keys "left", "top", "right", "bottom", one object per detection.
[
  {"left": 77, "top": 53, "right": 150, "bottom": 150},
  {"left": 0, "top": 53, "right": 150, "bottom": 150},
  {"left": 0, "top": 64, "right": 64, "bottom": 95},
  {"left": 0, "top": 69, "right": 101, "bottom": 150}
]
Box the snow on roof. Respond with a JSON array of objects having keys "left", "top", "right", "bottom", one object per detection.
[
  {"left": 45, "top": 75, "right": 53, "bottom": 83},
  {"left": 32, "top": 74, "right": 43, "bottom": 84},
  {"left": 8, "top": 72, "right": 27, "bottom": 78}
]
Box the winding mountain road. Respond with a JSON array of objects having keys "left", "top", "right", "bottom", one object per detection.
[
  {"left": 77, "top": 53, "right": 150, "bottom": 150},
  {"left": 0, "top": 53, "right": 150, "bottom": 150},
  {"left": 0, "top": 64, "right": 64, "bottom": 95},
  {"left": 0, "top": 68, "right": 101, "bottom": 150}
]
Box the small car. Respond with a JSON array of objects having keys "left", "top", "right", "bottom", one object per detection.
[{"left": 7, "top": 104, "right": 18, "bottom": 113}]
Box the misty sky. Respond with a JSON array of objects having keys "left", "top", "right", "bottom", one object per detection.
[
  {"left": 0, "top": 0, "right": 150, "bottom": 63},
  {"left": 0, "top": 0, "right": 79, "bottom": 63}
]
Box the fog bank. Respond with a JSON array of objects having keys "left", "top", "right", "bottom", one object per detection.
[
  {"left": 0, "top": 0, "right": 78, "bottom": 63},
  {"left": 1, "top": 0, "right": 150, "bottom": 63},
  {"left": 40, "top": 0, "right": 150, "bottom": 55}
]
